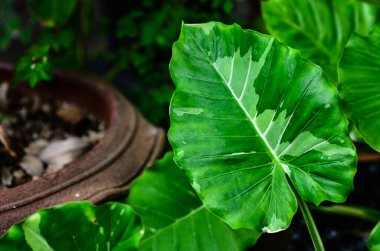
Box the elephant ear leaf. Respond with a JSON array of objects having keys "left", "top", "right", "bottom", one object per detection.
[
  {"left": 168, "top": 22, "right": 356, "bottom": 233},
  {"left": 127, "top": 152, "right": 260, "bottom": 251},
  {"left": 368, "top": 222, "right": 380, "bottom": 251},
  {"left": 261, "top": 0, "right": 378, "bottom": 83},
  {"left": 339, "top": 24, "right": 380, "bottom": 152},
  {"left": 0, "top": 202, "right": 143, "bottom": 251}
]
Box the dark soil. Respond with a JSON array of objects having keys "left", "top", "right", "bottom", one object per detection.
[{"left": 0, "top": 83, "right": 105, "bottom": 189}]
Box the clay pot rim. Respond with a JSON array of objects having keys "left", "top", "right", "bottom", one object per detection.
[{"left": 0, "top": 63, "right": 144, "bottom": 212}]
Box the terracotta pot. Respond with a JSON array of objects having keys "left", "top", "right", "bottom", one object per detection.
[
  {"left": 356, "top": 143, "right": 380, "bottom": 163},
  {"left": 0, "top": 63, "right": 165, "bottom": 235}
]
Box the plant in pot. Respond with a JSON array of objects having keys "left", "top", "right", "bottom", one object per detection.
[
  {"left": 126, "top": 17, "right": 380, "bottom": 251},
  {"left": 0, "top": 0, "right": 165, "bottom": 235},
  {"left": 161, "top": 1, "right": 380, "bottom": 249},
  {"left": 3, "top": 0, "right": 380, "bottom": 250}
]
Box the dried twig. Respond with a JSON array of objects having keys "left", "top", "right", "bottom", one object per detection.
[
  {"left": 0, "top": 82, "right": 9, "bottom": 108},
  {"left": 0, "top": 125, "right": 17, "bottom": 158}
]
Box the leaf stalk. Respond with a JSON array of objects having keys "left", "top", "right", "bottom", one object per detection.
[{"left": 296, "top": 192, "right": 325, "bottom": 251}]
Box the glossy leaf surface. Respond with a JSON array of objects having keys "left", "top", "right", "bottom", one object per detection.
[
  {"left": 0, "top": 201, "right": 143, "bottom": 251},
  {"left": 169, "top": 22, "right": 356, "bottom": 232},
  {"left": 127, "top": 152, "right": 260, "bottom": 250},
  {"left": 369, "top": 222, "right": 380, "bottom": 251},
  {"left": 339, "top": 24, "right": 380, "bottom": 152},
  {"left": 262, "top": 0, "right": 378, "bottom": 83}
]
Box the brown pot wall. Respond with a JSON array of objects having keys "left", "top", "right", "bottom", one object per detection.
[{"left": 0, "top": 63, "right": 165, "bottom": 235}]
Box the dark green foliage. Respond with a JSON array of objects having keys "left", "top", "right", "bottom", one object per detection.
[
  {"left": 0, "top": 202, "right": 143, "bottom": 251},
  {"left": 0, "top": 0, "right": 20, "bottom": 51},
  {"left": 2, "top": 0, "right": 237, "bottom": 125},
  {"left": 6, "top": 0, "right": 89, "bottom": 87},
  {"left": 28, "top": 0, "right": 78, "bottom": 28},
  {"left": 111, "top": 0, "right": 236, "bottom": 124},
  {"left": 14, "top": 45, "right": 52, "bottom": 87}
]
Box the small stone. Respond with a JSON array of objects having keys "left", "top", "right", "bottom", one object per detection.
[
  {"left": 45, "top": 164, "right": 63, "bottom": 174},
  {"left": 86, "top": 130, "right": 104, "bottom": 144},
  {"left": 30, "top": 95, "right": 41, "bottom": 112},
  {"left": 12, "top": 169, "right": 27, "bottom": 185},
  {"left": 40, "top": 125, "right": 52, "bottom": 139},
  {"left": 56, "top": 103, "right": 84, "bottom": 124},
  {"left": 24, "top": 139, "right": 49, "bottom": 156},
  {"left": 39, "top": 137, "right": 89, "bottom": 167},
  {"left": 98, "top": 122, "right": 106, "bottom": 131},
  {"left": 19, "top": 155, "right": 44, "bottom": 177},
  {"left": 41, "top": 103, "right": 51, "bottom": 113},
  {"left": 0, "top": 82, "right": 9, "bottom": 107},
  {"left": 18, "top": 108, "right": 28, "bottom": 119},
  {"left": 1, "top": 167, "right": 13, "bottom": 186}
]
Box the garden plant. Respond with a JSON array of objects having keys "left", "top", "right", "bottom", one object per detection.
[{"left": 2, "top": 0, "right": 380, "bottom": 250}]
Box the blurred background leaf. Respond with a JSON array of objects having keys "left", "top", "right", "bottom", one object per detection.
[
  {"left": 0, "top": 0, "right": 21, "bottom": 51},
  {"left": 28, "top": 0, "right": 78, "bottom": 28}
]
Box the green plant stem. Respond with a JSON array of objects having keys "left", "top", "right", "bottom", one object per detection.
[
  {"left": 296, "top": 192, "right": 325, "bottom": 251},
  {"left": 311, "top": 205, "right": 380, "bottom": 223},
  {"left": 105, "top": 61, "right": 123, "bottom": 82}
]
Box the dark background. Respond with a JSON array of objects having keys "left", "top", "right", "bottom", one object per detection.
[{"left": 0, "top": 0, "right": 264, "bottom": 128}]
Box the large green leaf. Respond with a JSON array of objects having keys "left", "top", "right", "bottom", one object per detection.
[
  {"left": 168, "top": 22, "right": 356, "bottom": 233},
  {"left": 339, "top": 24, "right": 380, "bottom": 152},
  {"left": 369, "top": 222, "right": 380, "bottom": 251},
  {"left": 262, "top": 0, "right": 378, "bottom": 83},
  {"left": 127, "top": 152, "right": 260, "bottom": 250},
  {"left": 28, "top": 0, "right": 77, "bottom": 28},
  {"left": 0, "top": 201, "right": 143, "bottom": 251}
]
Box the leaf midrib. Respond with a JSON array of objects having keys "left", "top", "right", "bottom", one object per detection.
[
  {"left": 204, "top": 40, "right": 283, "bottom": 169},
  {"left": 22, "top": 224, "right": 54, "bottom": 251}
]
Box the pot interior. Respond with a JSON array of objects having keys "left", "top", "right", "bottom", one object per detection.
[{"left": 1, "top": 66, "right": 113, "bottom": 124}]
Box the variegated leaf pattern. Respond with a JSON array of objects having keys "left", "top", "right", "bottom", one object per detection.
[
  {"left": 369, "top": 222, "right": 380, "bottom": 251},
  {"left": 0, "top": 202, "right": 143, "bottom": 251},
  {"left": 339, "top": 24, "right": 380, "bottom": 152},
  {"left": 169, "top": 22, "right": 357, "bottom": 233},
  {"left": 262, "top": 0, "right": 378, "bottom": 83},
  {"left": 127, "top": 152, "right": 260, "bottom": 251}
]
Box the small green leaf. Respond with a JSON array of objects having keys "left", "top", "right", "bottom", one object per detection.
[
  {"left": 0, "top": 202, "right": 143, "bottom": 251},
  {"left": 169, "top": 22, "right": 356, "bottom": 233},
  {"left": 14, "top": 45, "right": 52, "bottom": 87},
  {"left": 127, "top": 152, "right": 260, "bottom": 251},
  {"left": 369, "top": 222, "right": 380, "bottom": 251},
  {"left": 339, "top": 24, "right": 380, "bottom": 152},
  {"left": 262, "top": 0, "right": 378, "bottom": 83},
  {"left": 0, "top": 115, "right": 13, "bottom": 123},
  {"left": 28, "top": 0, "right": 77, "bottom": 28},
  {"left": 40, "top": 30, "right": 75, "bottom": 51}
]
